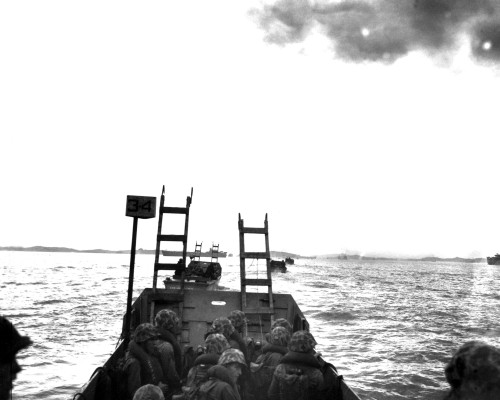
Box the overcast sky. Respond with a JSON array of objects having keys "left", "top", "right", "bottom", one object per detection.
[{"left": 1, "top": 1, "right": 500, "bottom": 258}]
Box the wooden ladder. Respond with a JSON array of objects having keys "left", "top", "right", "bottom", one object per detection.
[
  {"left": 150, "top": 186, "right": 193, "bottom": 325},
  {"left": 238, "top": 213, "right": 274, "bottom": 322},
  {"left": 194, "top": 241, "right": 203, "bottom": 262},
  {"left": 152, "top": 186, "right": 193, "bottom": 291},
  {"left": 211, "top": 243, "right": 219, "bottom": 263}
]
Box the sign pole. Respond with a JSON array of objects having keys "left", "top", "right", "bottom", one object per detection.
[
  {"left": 124, "top": 216, "right": 138, "bottom": 342},
  {"left": 123, "top": 195, "right": 156, "bottom": 343}
]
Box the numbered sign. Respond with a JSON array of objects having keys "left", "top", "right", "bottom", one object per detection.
[{"left": 126, "top": 195, "right": 156, "bottom": 219}]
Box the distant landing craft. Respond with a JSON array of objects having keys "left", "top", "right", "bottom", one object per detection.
[{"left": 487, "top": 253, "right": 500, "bottom": 265}]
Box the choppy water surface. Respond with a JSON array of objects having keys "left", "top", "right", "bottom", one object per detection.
[{"left": 2, "top": 251, "right": 500, "bottom": 400}]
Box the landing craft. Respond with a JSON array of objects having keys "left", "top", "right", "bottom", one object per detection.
[{"left": 73, "top": 186, "right": 362, "bottom": 400}]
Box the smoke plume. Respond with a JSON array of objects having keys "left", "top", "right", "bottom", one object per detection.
[{"left": 253, "top": 0, "right": 500, "bottom": 63}]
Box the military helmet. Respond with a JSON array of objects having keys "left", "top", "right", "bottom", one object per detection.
[
  {"left": 271, "top": 318, "right": 293, "bottom": 334},
  {"left": 218, "top": 348, "right": 246, "bottom": 367},
  {"left": 228, "top": 310, "right": 247, "bottom": 332},
  {"left": 288, "top": 330, "right": 315, "bottom": 353},
  {"left": 155, "top": 309, "right": 180, "bottom": 333},
  {"left": 211, "top": 317, "right": 235, "bottom": 338},
  {"left": 445, "top": 341, "right": 500, "bottom": 395},
  {"left": 0, "top": 316, "right": 33, "bottom": 363},
  {"left": 132, "top": 383, "right": 165, "bottom": 400},
  {"left": 303, "top": 331, "right": 317, "bottom": 348},
  {"left": 205, "top": 333, "right": 230, "bottom": 355},
  {"left": 133, "top": 323, "right": 159, "bottom": 343},
  {"left": 269, "top": 326, "right": 291, "bottom": 347}
]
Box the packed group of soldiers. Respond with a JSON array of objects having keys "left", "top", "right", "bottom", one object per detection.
[
  {"left": 2, "top": 315, "right": 500, "bottom": 400},
  {"left": 124, "top": 309, "right": 334, "bottom": 400}
]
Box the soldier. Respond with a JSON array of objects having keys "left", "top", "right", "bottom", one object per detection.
[
  {"left": 264, "top": 318, "right": 293, "bottom": 347},
  {"left": 270, "top": 318, "right": 293, "bottom": 336},
  {"left": 251, "top": 326, "right": 291, "bottom": 399},
  {"left": 0, "top": 316, "right": 32, "bottom": 400},
  {"left": 228, "top": 311, "right": 247, "bottom": 336},
  {"left": 133, "top": 383, "right": 165, "bottom": 400},
  {"left": 228, "top": 310, "right": 260, "bottom": 362},
  {"left": 444, "top": 341, "right": 500, "bottom": 400},
  {"left": 184, "top": 334, "right": 230, "bottom": 397},
  {"left": 267, "top": 330, "right": 324, "bottom": 400},
  {"left": 209, "top": 317, "right": 248, "bottom": 363},
  {"left": 155, "top": 309, "right": 183, "bottom": 379},
  {"left": 199, "top": 348, "right": 247, "bottom": 400},
  {"left": 205, "top": 334, "right": 231, "bottom": 356},
  {"left": 124, "top": 323, "right": 169, "bottom": 400}
]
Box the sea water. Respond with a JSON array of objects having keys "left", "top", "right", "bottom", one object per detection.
[{"left": 2, "top": 251, "right": 500, "bottom": 400}]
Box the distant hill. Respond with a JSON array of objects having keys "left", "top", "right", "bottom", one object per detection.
[
  {"left": 0, "top": 246, "right": 486, "bottom": 263},
  {"left": 270, "top": 251, "right": 315, "bottom": 259},
  {"left": 318, "top": 253, "right": 485, "bottom": 263},
  {"left": 0, "top": 246, "right": 155, "bottom": 254},
  {"left": 0, "top": 247, "right": 311, "bottom": 259},
  {"left": 411, "top": 256, "right": 485, "bottom": 263}
]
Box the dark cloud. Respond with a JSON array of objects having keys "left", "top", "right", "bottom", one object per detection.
[
  {"left": 253, "top": 0, "right": 314, "bottom": 43},
  {"left": 471, "top": 20, "right": 500, "bottom": 61},
  {"left": 314, "top": 2, "right": 410, "bottom": 62},
  {"left": 411, "top": 0, "right": 492, "bottom": 48},
  {"left": 252, "top": 0, "right": 500, "bottom": 63}
]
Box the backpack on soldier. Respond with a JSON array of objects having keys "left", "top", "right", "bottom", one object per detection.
[
  {"left": 317, "top": 357, "right": 343, "bottom": 400},
  {"left": 277, "top": 367, "right": 310, "bottom": 400},
  {"left": 184, "top": 363, "right": 212, "bottom": 400},
  {"left": 250, "top": 349, "right": 282, "bottom": 396},
  {"left": 184, "top": 385, "right": 207, "bottom": 400},
  {"left": 94, "top": 357, "right": 128, "bottom": 400},
  {"left": 252, "top": 363, "right": 276, "bottom": 393}
]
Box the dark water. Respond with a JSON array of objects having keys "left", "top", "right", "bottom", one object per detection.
[{"left": 2, "top": 251, "right": 500, "bottom": 399}]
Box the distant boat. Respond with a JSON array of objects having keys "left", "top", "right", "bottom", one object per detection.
[
  {"left": 162, "top": 250, "right": 227, "bottom": 258},
  {"left": 164, "top": 243, "right": 223, "bottom": 290},
  {"left": 270, "top": 259, "right": 287, "bottom": 272},
  {"left": 487, "top": 254, "right": 500, "bottom": 265},
  {"left": 164, "top": 259, "right": 222, "bottom": 291},
  {"left": 285, "top": 257, "right": 294, "bottom": 265}
]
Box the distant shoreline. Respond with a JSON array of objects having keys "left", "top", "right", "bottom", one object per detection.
[
  {"left": 0, "top": 245, "right": 141, "bottom": 254},
  {"left": 0, "top": 246, "right": 486, "bottom": 263}
]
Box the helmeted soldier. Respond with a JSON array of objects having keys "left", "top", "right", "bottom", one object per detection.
[
  {"left": 251, "top": 326, "right": 291, "bottom": 399},
  {"left": 208, "top": 317, "right": 248, "bottom": 363},
  {"left": 210, "top": 318, "right": 235, "bottom": 339},
  {"left": 184, "top": 334, "right": 230, "bottom": 397},
  {"left": 205, "top": 334, "right": 231, "bottom": 356},
  {"left": 199, "top": 348, "right": 247, "bottom": 400},
  {"left": 124, "top": 323, "right": 170, "bottom": 400},
  {"left": 155, "top": 309, "right": 183, "bottom": 379},
  {"left": 228, "top": 311, "right": 247, "bottom": 335},
  {"left": 132, "top": 383, "right": 165, "bottom": 400},
  {"left": 0, "top": 316, "right": 32, "bottom": 400},
  {"left": 444, "top": 341, "right": 500, "bottom": 400},
  {"left": 271, "top": 318, "right": 293, "bottom": 334},
  {"left": 264, "top": 318, "right": 293, "bottom": 350},
  {"left": 155, "top": 309, "right": 181, "bottom": 334},
  {"left": 267, "top": 330, "right": 324, "bottom": 400}
]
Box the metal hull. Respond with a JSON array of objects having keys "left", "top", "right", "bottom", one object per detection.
[
  {"left": 163, "top": 276, "right": 221, "bottom": 291},
  {"left": 487, "top": 257, "right": 500, "bottom": 265},
  {"left": 270, "top": 260, "right": 287, "bottom": 272},
  {"left": 73, "top": 287, "right": 362, "bottom": 400},
  {"left": 162, "top": 250, "right": 227, "bottom": 258}
]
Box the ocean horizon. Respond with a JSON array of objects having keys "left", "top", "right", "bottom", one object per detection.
[
  {"left": 0, "top": 245, "right": 487, "bottom": 263},
  {"left": 2, "top": 250, "right": 499, "bottom": 399}
]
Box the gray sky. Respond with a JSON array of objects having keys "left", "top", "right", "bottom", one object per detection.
[{"left": 1, "top": 1, "right": 500, "bottom": 258}]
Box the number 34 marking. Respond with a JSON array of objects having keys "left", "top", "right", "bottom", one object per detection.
[{"left": 126, "top": 196, "right": 156, "bottom": 219}]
